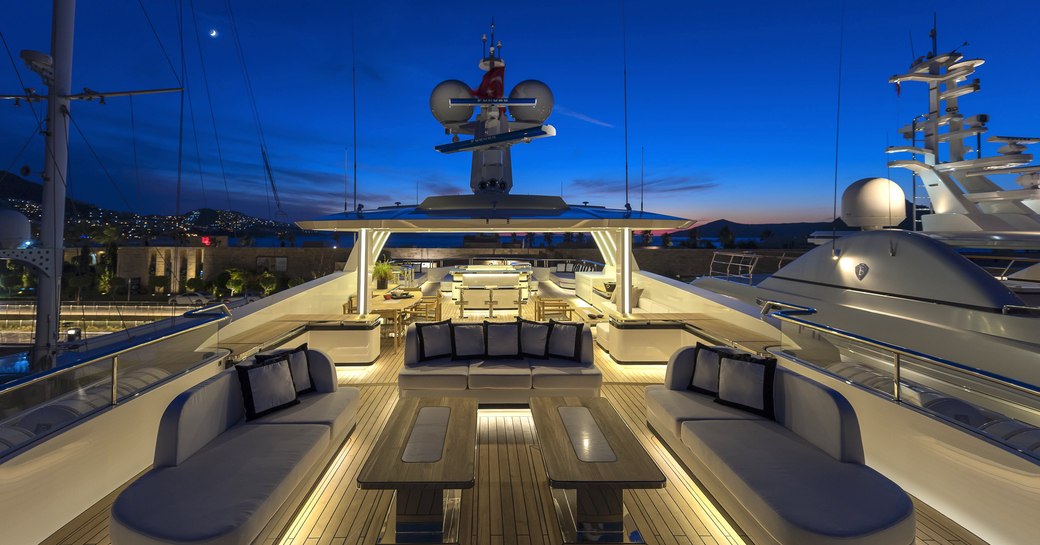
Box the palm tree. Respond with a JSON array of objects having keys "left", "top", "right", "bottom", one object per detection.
[{"left": 719, "top": 225, "right": 736, "bottom": 248}]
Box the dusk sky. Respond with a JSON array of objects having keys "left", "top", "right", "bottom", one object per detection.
[{"left": 2, "top": 1, "right": 1039, "bottom": 225}]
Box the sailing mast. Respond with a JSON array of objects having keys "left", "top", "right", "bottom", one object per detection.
[{"left": 31, "top": 0, "right": 75, "bottom": 371}]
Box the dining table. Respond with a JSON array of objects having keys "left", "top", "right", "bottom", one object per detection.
[{"left": 368, "top": 292, "right": 421, "bottom": 340}]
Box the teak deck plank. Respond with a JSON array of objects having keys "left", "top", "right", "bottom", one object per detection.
[{"left": 45, "top": 295, "right": 986, "bottom": 545}]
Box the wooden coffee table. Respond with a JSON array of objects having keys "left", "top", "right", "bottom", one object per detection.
[
  {"left": 530, "top": 397, "right": 666, "bottom": 543},
  {"left": 358, "top": 397, "right": 477, "bottom": 543}
]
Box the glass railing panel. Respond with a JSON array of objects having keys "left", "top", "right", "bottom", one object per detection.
[
  {"left": 0, "top": 357, "right": 115, "bottom": 457},
  {"left": 777, "top": 320, "right": 898, "bottom": 399},
  {"left": 897, "top": 353, "right": 1040, "bottom": 458},
  {"left": 774, "top": 314, "right": 1040, "bottom": 462},
  {"left": 0, "top": 309, "right": 230, "bottom": 459}
]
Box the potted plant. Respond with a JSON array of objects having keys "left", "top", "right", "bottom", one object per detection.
[{"left": 372, "top": 261, "right": 393, "bottom": 290}]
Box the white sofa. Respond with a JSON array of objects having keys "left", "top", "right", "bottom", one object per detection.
[
  {"left": 399, "top": 322, "right": 601, "bottom": 404},
  {"left": 110, "top": 349, "right": 360, "bottom": 545},
  {"left": 646, "top": 346, "right": 915, "bottom": 545}
]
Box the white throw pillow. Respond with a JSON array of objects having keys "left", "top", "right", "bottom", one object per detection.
[
  {"left": 236, "top": 357, "right": 299, "bottom": 420},
  {"left": 610, "top": 286, "right": 644, "bottom": 307}
]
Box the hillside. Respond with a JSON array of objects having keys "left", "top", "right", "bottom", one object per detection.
[{"left": 0, "top": 170, "right": 97, "bottom": 211}]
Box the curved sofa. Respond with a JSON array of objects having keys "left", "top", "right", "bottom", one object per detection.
[
  {"left": 646, "top": 345, "right": 915, "bottom": 545},
  {"left": 110, "top": 349, "right": 359, "bottom": 545},
  {"left": 399, "top": 322, "right": 601, "bottom": 404}
]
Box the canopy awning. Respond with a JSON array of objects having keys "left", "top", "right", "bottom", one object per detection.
[{"left": 296, "top": 194, "right": 694, "bottom": 232}]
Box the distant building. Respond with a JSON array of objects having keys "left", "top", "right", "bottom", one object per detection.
[{"left": 63, "top": 246, "right": 350, "bottom": 293}]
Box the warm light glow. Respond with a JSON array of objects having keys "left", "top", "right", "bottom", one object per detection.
[
  {"left": 621, "top": 227, "right": 632, "bottom": 315},
  {"left": 838, "top": 256, "right": 856, "bottom": 274},
  {"left": 478, "top": 408, "right": 532, "bottom": 418},
  {"left": 357, "top": 228, "right": 369, "bottom": 315}
]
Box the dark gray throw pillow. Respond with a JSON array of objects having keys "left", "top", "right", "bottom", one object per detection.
[
  {"left": 256, "top": 343, "right": 313, "bottom": 394},
  {"left": 519, "top": 318, "right": 550, "bottom": 358},
  {"left": 450, "top": 322, "right": 486, "bottom": 360},
  {"left": 416, "top": 320, "right": 452, "bottom": 362},
  {"left": 714, "top": 352, "right": 777, "bottom": 419},
  {"left": 687, "top": 343, "right": 742, "bottom": 396},
  {"left": 485, "top": 320, "right": 521, "bottom": 358},
  {"left": 236, "top": 357, "right": 299, "bottom": 420},
  {"left": 546, "top": 320, "right": 583, "bottom": 362}
]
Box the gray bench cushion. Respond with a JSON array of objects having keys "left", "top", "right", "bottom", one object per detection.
[
  {"left": 645, "top": 385, "right": 763, "bottom": 436},
  {"left": 399, "top": 360, "right": 470, "bottom": 390},
  {"left": 530, "top": 361, "right": 602, "bottom": 390},
  {"left": 112, "top": 423, "right": 329, "bottom": 545},
  {"left": 468, "top": 360, "right": 532, "bottom": 389},
  {"left": 253, "top": 388, "right": 360, "bottom": 440},
  {"left": 680, "top": 420, "right": 914, "bottom": 545}
]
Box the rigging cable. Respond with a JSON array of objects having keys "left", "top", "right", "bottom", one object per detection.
[
  {"left": 0, "top": 26, "right": 69, "bottom": 196},
  {"left": 0, "top": 27, "right": 43, "bottom": 127},
  {"left": 185, "top": 84, "right": 208, "bottom": 208},
  {"left": 189, "top": 0, "right": 232, "bottom": 210},
  {"left": 351, "top": 9, "right": 358, "bottom": 213},
  {"left": 129, "top": 96, "right": 142, "bottom": 209},
  {"left": 1, "top": 124, "right": 43, "bottom": 185},
  {"left": 830, "top": 6, "right": 845, "bottom": 255},
  {"left": 67, "top": 111, "right": 136, "bottom": 213},
  {"left": 640, "top": 145, "right": 644, "bottom": 213},
  {"left": 175, "top": 0, "right": 186, "bottom": 215},
  {"left": 621, "top": 0, "right": 630, "bottom": 209},
  {"left": 225, "top": 0, "right": 282, "bottom": 219},
  {"left": 136, "top": 0, "right": 182, "bottom": 84}
]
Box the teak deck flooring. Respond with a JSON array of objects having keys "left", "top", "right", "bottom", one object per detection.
[{"left": 45, "top": 292, "right": 984, "bottom": 545}]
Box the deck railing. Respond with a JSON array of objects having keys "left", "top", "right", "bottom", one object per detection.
[
  {"left": 762, "top": 299, "right": 1040, "bottom": 463},
  {"left": 962, "top": 254, "right": 1040, "bottom": 279},
  {"left": 0, "top": 304, "right": 233, "bottom": 460}
]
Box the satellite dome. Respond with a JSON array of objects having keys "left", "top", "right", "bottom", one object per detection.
[
  {"left": 841, "top": 177, "right": 906, "bottom": 230},
  {"left": 508, "top": 80, "right": 553, "bottom": 123},
  {"left": 0, "top": 207, "right": 30, "bottom": 249},
  {"left": 430, "top": 80, "right": 475, "bottom": 124}
]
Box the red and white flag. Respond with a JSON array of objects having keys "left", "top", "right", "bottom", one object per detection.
[{"left": 473, "top": 66, "right": 505, "bottom": 99}]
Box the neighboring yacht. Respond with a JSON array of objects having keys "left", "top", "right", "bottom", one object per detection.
[
  {"left": 689, "top": 34, "right": 1040, "bottom": 545},
  {"left": 693, "top": 34, "right": 1040, "bottom": 382}
]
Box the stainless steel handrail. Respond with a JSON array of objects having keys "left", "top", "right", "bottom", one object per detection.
[
  {"left": 757, "top": 299, "right": 817, "bottom": 318},
  {"left": 0, "top": 303, "right": 232, "bottom": 399},
  {"left": 761, "top": 299, "right": 1040, "bottom": 398}
]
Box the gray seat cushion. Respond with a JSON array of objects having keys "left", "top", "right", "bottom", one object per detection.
[
  {"left": 111, "top": 423, "right": 330, "bottom": 545},
  {"left": 645, "top": 385, "right": 763, "bottom": 437},
  {"left": 468, "top": 360, "right": 532, "bottom": 389},
  {"left": 680, "top": 420, "right": 914, "bottom": 545},
  {"left": 530, "top": 360, "right": 602, "bottom": 390},
  {"left": 398, "top": 360, "right": 470, "bottom": 390},
  {"left": 253, "top": 388, "right": 360, "bottom": 440}
]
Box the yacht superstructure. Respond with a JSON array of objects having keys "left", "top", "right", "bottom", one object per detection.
[{"left": 886, "top": 48, "right": 1040, "bottom": 232}]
